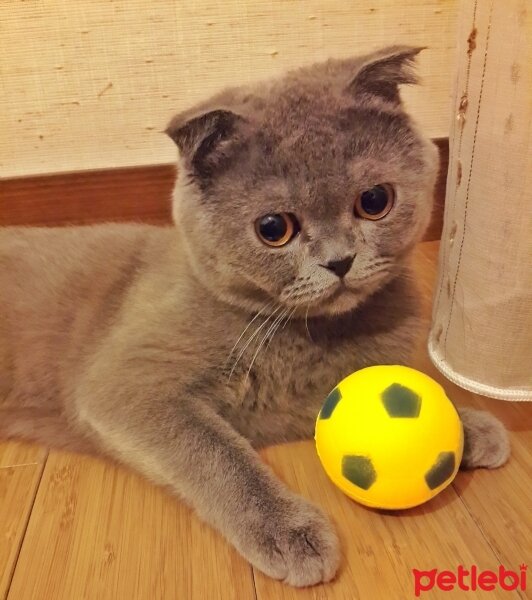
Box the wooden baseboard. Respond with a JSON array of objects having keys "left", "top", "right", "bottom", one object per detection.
[
  {"left": 0, "top": 138, "right": 448, "bottom": 240},
  {"left": 0, "top": 164, "right": 176, "bottom": 228}
]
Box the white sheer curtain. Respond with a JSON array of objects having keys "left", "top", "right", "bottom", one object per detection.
[{"left": 429, "top": 0, "right": 531, "bottom": 400}]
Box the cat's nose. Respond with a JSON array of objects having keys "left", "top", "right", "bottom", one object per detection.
[{"left": 321, "top": 255, "right": 355, "bottom": 278}]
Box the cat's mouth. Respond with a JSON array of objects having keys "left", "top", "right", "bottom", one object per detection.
[
  {"left": 321, "top": 281, "right": 349, "bottom": 301},
  {"left": 278, "top": 268, "right": 390, "bottom": 315},
  {"left": 319, "top": 281, "right": 358, "bottom": 305},
  {"left": 287, "top": 281, "right": 361, "bottom": 315},
  {"left": 305, "top": 273, "right": 387, "bottom": 315},
  {"left": 324, "top": 273, "right": 382, "bottom": 299}
]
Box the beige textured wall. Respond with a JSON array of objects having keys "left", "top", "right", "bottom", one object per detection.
[{"left": 1, "top": 0, "right": 457, "bottom": 178}]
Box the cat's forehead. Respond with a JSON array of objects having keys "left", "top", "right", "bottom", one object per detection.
[{"left": 252, "top": 100, "right": 416, "bottom": 179}]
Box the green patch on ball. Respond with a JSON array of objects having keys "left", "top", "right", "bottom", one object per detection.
[
  {"left": 425, "top": 451, "right": 456, "bottom": 489},
  {"left": 342, "top": 455, "right": 376, "bottom": 490},
  {"left": 381, "top": 383, "right": 421, "bottom": 418},
  {"left": 319, "top": 387, "right": 342, "bottom": 420}
]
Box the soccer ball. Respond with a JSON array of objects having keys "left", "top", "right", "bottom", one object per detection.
[{"left": 315, "top": 365, "right": 463, "bottom": 509}]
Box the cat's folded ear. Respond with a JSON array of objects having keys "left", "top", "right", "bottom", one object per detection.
[
  {"left": 348, "top": 45, "right": 425, "bottom": 103},
  {"left": 165, "top": 109, "right": 246, "bottom": 178}
]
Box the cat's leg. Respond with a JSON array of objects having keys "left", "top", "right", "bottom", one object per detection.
[
  {"left": 458, "top": 407, "right": 510, "bottom": 469},
  {"left": 75, "top": 378, "right": 340, "bottom": 587}
]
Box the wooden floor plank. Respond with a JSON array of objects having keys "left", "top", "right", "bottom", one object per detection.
[
  {"left": 0, "top": 442, "right": 47, "bottom": 600},
  {"left": 453, "top": 433, "right": 531, "bottom": 576},
  {"left": 255, "top": 442, "right": 520, "bottom": 600},
  {"left": 449, "top": 390, "right": 530, "bottom": 573},
  {"left": 7, "top": 451, "right": 256, "bottom": 600},
  {"left": 0, "top": 441, "right": 47, "bottom": 468}
]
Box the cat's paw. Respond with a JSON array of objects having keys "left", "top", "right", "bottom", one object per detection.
[
  {"left": 240, "top": 495, "right": 340, "bottom": 587},
  {"left": 458, "top": 407, "right": 510, "bottom": 469}
]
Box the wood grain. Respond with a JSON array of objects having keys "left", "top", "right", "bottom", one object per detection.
[
  {"left": 0, "top": 165, "right": 175, "bottom": 228},
  {"left": 0, "top": 0, "right": 457, "bottom": 177},
  {"left": 0, "top": 441, "right": 47, "bottom": 469},
  {"left": 7, "top": 452, "right": 255, "bottom": 600},
  {"left": 0, "top": 442, "right": 47, "bottom": 600},
  {"left": 452, "top": 410, "right": 532, "bottom": 572},
  {"left": 0, "top": 139, "right": 447, "bottom": 240},
  {"left": 255, "top": 443, "right": 521, "bottom": 600}
]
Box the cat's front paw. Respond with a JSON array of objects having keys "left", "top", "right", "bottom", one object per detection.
[
  {"left": 459, "top": 407, "right": 510, "bottom": 469},
  {"left": 240, "top": 494, "right": 340, "bottom": 587}
]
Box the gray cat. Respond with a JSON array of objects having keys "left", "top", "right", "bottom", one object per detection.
[{"left": 0, "top": 46, "right": 509, "bottom": 586}]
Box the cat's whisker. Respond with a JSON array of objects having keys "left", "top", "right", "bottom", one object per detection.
[
  {"left": 228, "top": 309, "right": 279, "bottom": 379},
  {"left": 304, "top": 304, "right": 313, "bottom": 342},
  {"left": 228, "top": 305, "right": 281, "bottom": 380},
  {"left": 244, "top": 307, "right": 289, "bottom": 383},
  {"left": 225, "top": 300, "right": 274, "bottom": 365},
  {"left": 283, "top": 306, "right": 297, "bottom": 330},
  {"left": 271, "top": 307, "right": 294, "bottom": 345},
  {"left": 264, "top": 306, "right": 294, "bottom": 353}
]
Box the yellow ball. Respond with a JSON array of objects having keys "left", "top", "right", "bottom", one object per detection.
[{"left": 315, "top": 366, "right": 463, "bottom": 510}]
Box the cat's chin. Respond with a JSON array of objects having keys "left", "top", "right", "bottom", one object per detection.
[
  {"left": 283, "top": 284, "right": 364, "bottom": 318},
  {"left": 313, "top": 288, "right": 363, "bottom": 316},
  {"left": 306, "top": 277, "right": 387, "bottom": 317}
]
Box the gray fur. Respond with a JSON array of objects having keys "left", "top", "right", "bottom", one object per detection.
[
  {"left": 458, "top": 408, "right": 510, "bottom": 469},
  {"left": 0, "top": 46, "right": 509, "bottom": 586}
]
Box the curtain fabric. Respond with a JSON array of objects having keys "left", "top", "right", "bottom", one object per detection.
[{"left": 429, "top": 0, "right": 531, "bottom": 400}]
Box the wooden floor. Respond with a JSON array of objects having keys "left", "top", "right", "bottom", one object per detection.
[{"left": 1, "top": 242, "right": 530, "bottom": 600}]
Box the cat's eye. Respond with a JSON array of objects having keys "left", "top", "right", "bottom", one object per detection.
[
  {"left": 354, "top": 184, "right": 395, "bottom": 220},
  {"left": 255, "top": 213, "right": 299, "bottom": 247}
]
